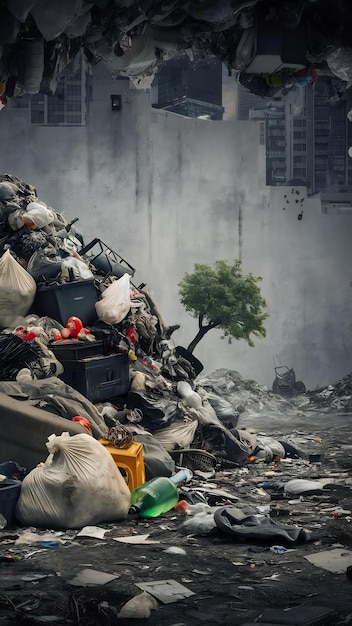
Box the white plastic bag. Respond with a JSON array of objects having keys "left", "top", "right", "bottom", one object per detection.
[
  {"left": 0, "top": 249, "right": 37, "bottom": 327},
  {"left": 61, "top": 256, "right": 94, "bottom": 281},
  {"left": 153, "top": 419, "right": 199, "bottom": 451},
  {"left": 95, "top": 273, "right": 131, "bottom": 324},
  {"left": 15, "top": 432, "right": 131, "bottom": 529}
]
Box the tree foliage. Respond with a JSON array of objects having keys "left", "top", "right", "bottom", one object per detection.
[{"left": 178, "top": 259, "right": 268, "bottom": 353}]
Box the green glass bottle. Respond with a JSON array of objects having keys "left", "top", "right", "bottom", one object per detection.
[{"left": 129, "top": 468, "right": 193, "bottom": 518}]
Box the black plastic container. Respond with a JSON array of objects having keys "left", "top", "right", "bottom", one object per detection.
[
  {"left": 50, "top": 339, "right": 106, "bottom": 361},
  {"left": 33, "top": 279, "right": 98, "bottom": 326},
  {"left": 58, "top": 352, "right": 130, "bottom": 403}
]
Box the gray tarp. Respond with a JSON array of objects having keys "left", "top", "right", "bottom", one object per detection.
[{"left": 0, "top": 377, "right": 106, "bottom": 437}]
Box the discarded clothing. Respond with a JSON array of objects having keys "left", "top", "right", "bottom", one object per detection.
[{"left": 214, "top": 506, "right": 310, "bottom": 545}]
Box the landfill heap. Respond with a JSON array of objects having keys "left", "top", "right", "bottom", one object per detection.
[
  {"left": 0, "top": 1, "right": 351, "bottom": 101},
  {"left": 0, "top": 171, "right": 287, "bottom": 473},
  {"left": 306, "top": 374, "right": 352, "bottom": 412},
  {"left": 0, "top": 171, "right": 350, "bottom": 478}
]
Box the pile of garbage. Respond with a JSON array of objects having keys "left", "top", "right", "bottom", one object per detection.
[
  {"left": 0, "top": 1, "right": 352, "bottom": 101},
  {"left": 1, "top": 171, "right": 351, "bottom": 545},
  {"left": 306, "top": 373, "right": 352, "bottom": 412},
  {"left": 0, "top": 171, "right": 279, "bottom": 474}
]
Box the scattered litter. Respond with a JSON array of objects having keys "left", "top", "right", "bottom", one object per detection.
[
  {"left": 15, "top": 531, "right": 64, "bottom": 545},
  {"left": 68, "top": 569, "right": 119, "bottom": 587},
  {"left": 305, "top": 548, "right": 352, "bottom": 574},
  {"left": 113, "top": 533, "right": 160, "bottom": 544},
  {"left": 40, "top": 541, "right": 61, "bottom": 549},
  {"left": 284, "top": 479, "right": 324, "bottom": 496},
  {"left": 118, "top": 591, "right": 158, "bottom": 618},
  {"left": 270, "top": 545, "right": 287, "bottom": 554},
  {"left": 20, "top": 572, "right": 55, "bottom": 582},
  {"left": 163, "top": 546, "right": 187, "bottom": 555},
  {"left": 76, "top": 526, "right": 108, "bottom": 539},
  {"left": 135, "top": 580, "right": 195, "bottom": 604}
]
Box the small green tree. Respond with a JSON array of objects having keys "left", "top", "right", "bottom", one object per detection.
[{"left": 178, "top": 259, "right": 268, "bottom": 354}]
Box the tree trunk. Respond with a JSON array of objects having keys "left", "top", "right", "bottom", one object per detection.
[{"left": 187, "top": 326, "right": 209, "bottom": 354}]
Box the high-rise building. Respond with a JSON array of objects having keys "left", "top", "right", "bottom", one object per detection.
[
  {"left": 247, "top": 79, "right": 352, "bottom": 209},
  {"left": 9, "top": 50, "right": 92, "bottom": 126},
  {"left": 151, "top": 53, "right": 224, "bottom": 120}
]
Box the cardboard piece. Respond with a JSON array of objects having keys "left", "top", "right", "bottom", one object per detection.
[{"left": 135, "top": 579, "right": 195, "bottom": 604}]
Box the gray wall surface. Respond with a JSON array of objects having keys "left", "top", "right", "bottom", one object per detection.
[{"left": 1, "top": 66, "right": 351, "bottom": 391}]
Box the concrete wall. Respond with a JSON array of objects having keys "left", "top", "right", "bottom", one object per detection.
[{"left": 1, "top": 66, "right": 352, "bottom": 391}]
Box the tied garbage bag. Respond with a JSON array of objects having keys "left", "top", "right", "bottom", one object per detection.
[
  {"left": 0, "top": 249, "right": 36, "bottom": 327},
  {"left": 16, "top": 432, "right": 131, "bottom": 529}
]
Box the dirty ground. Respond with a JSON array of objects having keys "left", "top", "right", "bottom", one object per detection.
[{"left": 1, "top": 403, "right": 351, "bottom": 626}]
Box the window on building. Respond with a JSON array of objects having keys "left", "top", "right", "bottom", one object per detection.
[
  {"left": 293, "top": 131, "right": 306, "bottom": 139},
  {"left": 10, "top": 51, "right": 92, "bottom": 126},
  {"left": 267, "top": 150, "right": 285, "bottom": 157},
  {"left": 270, "top": 129, "right": 285, "bottom": 137},
  {"left": 293, "top": 156, "right": 306, "bottom": 164},
  {"left": 293, "top": 167, "right": 306, "bottom": 177}
]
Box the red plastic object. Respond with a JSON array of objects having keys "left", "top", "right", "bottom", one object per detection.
[
  {"left": 66, "top": 317, "right": 83, "bottom": 338},
  {"left": 71, "top": 415, "right": 92, "bottom": 434},
  {"left": 125, "top": 325, "right": 139, "bottom": 346},
  {"left": 22, "top": 331, "right": 37, "bottom": 341}
]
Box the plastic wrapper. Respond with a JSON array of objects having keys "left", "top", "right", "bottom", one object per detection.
[
  {"left": 26, "top": 246, "right": 62, "bottom": 283},
  {"left": 205, "top": 391, "right": 239, "bottom": 427},
  {"left": 61, "top": 256, "right": 94, "bottom": 281},
  {"left": 153, "top": 418, "right": 199, "bottom": 452},
  {"left": 95, "top": 273, "right": 131, "bottom": 324},
  {"left": 127, "top": 389, "right": 179, "bottom": 432},
  {"left": 16, "top": 432, "right": 131, "bottom": 529}
]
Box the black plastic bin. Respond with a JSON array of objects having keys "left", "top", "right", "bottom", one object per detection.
[
  {"left": 58, "top": 352, "right": 130, "bottom": 403},
  {"left": 50, "top": 339, "right": 107, "bottom": 361},
  {"left": 33, "top": 279, "right": 98, "bottom": 327}
]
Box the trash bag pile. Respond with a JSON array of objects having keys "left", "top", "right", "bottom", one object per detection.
[
  {"left": 0, "top": 171, "right": 275, "bottom": 471},
  {"left": 1, "top": 170, "right": 348, "bottom": 480},
  {"left": 0, "top": 1, "right": 351, "bottom": 101}
]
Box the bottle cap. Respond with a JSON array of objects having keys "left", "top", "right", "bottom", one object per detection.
[{"left": 174, "top": 500, "right": 189, "bottom": 514}]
